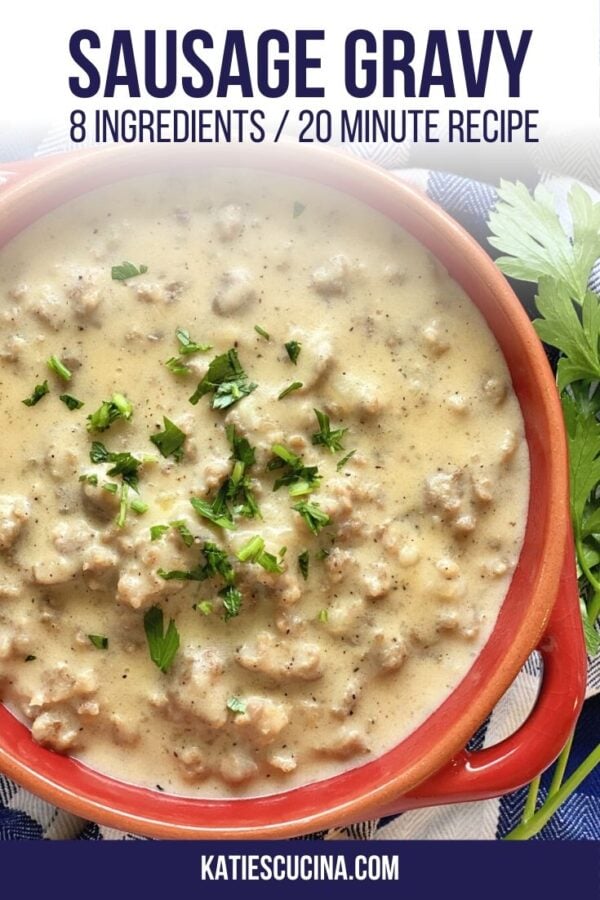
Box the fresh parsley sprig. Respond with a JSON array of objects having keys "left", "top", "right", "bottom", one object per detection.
[{"left": 488, "top": 179, "right": 600, "bottom": 840}]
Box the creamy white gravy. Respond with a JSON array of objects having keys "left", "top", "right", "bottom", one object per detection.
[{"left": 0, "top": 170, "right": 529, "bottom": 796}]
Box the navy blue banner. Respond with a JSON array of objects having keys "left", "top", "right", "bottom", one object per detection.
[{"left": 0, "top": 840, "right": 598, "bottom": 899}]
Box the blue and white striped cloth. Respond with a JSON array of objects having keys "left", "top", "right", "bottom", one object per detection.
[{"left": 0, "top": 126, "right": 598, "bottom": 840}]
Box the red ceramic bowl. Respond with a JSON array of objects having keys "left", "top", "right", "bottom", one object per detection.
[{"left": 0, "top": 144, "right": 587, "bottom": 838}]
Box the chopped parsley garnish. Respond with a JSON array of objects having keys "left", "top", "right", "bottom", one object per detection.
[
  {"left": 24, "top": 655, "right": 36, "bottom": 662},
  {"left": 311, "top": 408, "right": 348, "bottom": 453},
  {"left": 227, "top": 696, "right": 247, "bottom": 714},
  {"left": 336, "top": 449, "right": 357, "bottom": 471},
  {"left": 143, "top": 606, "right": 180, "bottom": 674},
  {"left": 47, "top": 355, "right": 72, "bottom": 381},
  {"left": 292, "top": 500, "right": 331, "bottom": 535},
  {"left": 189, "top": 348, "right": 257, "bottom": 409},
  {"left": 60, "top": 394, "right": 84, "bottom": 411},
  {"left": 165, "top": 356, "right": 191, "bottom": 376},
  {"left": 111, "top": 261, "right": 148, "bottom": 281},
  {"left": 150, "top": 524, "right": 170, "bottom": 541},
  {"left": 190, "top": 426, "right": 260, "bottom": 529},
  {"left": 22, "top": 380, "right": 49, "bottom": 407},
  {"left": 278, "top": 381, "right": 303, "bottom": 400},
  {"left": 293, "top": 201, "right": 306, "bottom": 219},
  {"left": 89, "top": 442, "right": 143, "bottom": 490},
  {"left": 175, "top": 327, "right": 212, "bottom": 355},
  {"left": 298, "top": 550, "right": 309, "bottom": 580},
  {"left": 226, "top": 423, "right": 256, "bottom": 467},
  {"left": 194, "top": 600, "right": 214, "bottom": 616},
  {"left": 224, "top": 424, "right": 260, "bottom": 519},
  {"left": 130, "top": 499, "right": 149, "bottom": 515},
  {"left": 102, "top": 482, "right": 118, "bottom": 493},
  {"left": 284, "top": 340, "right": 302, "bottom": 365},
  {"left": 88, "top": 634, "right": 108, "bottom": 650},
  {"left": 318, "top": 609, "right": 329, "bottom": 623},
  {"left": 254, "top": 325, "right": 270, "bottom": 341},
  {"left": 236, "top": 535, "right": 284, "bottom": 574},
  {"left": 220, "top": 583, "right": 242, "bottom": 621},
  {"left": 159, "top": 542, "right": 241, "bottom": 621},
  {"left": 170, "top": 519, "right": 194, "bottom": 547},
  {"left": 158, "top": 541, "right": 234, "bottom": 584},
  {"left": 117, "top": 483, "right": 130, "bottom": 528},
  {"left": 190, "top": 496, "right": 236, "bottom": 531},
  {"left": 150, "top": 416, "right": 186, "bottom": 462},
  {"left": 87, "top": 393, "right": 133, "bottom": 432},
  {"left": 79, "top": 473, "right": 98, "bottom": 486},
  {"left": 268, "top": 443, "right": 321, "bottom": 495}
]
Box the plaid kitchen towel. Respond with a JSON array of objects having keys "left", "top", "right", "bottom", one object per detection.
[{"left": 0, "top": 126, "right": 599, "bottom": 841}]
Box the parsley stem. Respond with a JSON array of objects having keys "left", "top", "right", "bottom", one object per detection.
[
  {"left": 587, "top": 588, "right": 600, "bottom": 625},
  {"left": 521, "top": 774, "right": 541, "bottom": 824},
  {"left": 548, "top": 732, "right": 574, "bottom": 797},
  {"left": 575, "top": 533, "right": 600, "bottom": 595},
  {"left": 504, "top": 742, "right": 600, "bottom": 840}
]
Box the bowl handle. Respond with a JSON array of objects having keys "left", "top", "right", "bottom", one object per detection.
[{"left": 378, "top": 534, "right": 587, "bottom": 815}]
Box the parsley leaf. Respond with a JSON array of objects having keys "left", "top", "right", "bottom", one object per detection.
[
  {"left": 47, "top": 355, "right": 72, "bottom": 381},
  {"left": 293, "top": 201, "right": 306, "bottom": 219},
  {"left": 165, "top": 357, "right": 191, "bottom": 376},
  {"left": 190, "top": 496, "right": 236, "bottom": 531},
  {"left": 23, "top": 380, "right": 49, "bottom": 407},
  {"left": 488, "top": 181, "right": 600, "bottom": 302},
  {"left": 150, "top": 524, "right": 170, "bottom": 541},
  {"left": 111, "top": 261, "right": 148, "bottom": 281},
  {"left": 298, "top": 550, "right": 309, "bottom": 580},
  {"left": 189, "top": 348, "right": 257, "bottom": 409},
  {"left": 336, "top": 449, "right": 357, "bottom": 471},
  {"left": 220, "top": 583, "right": 242, "bottom": 621},
  {"left": 158, "top": 542, "right": 234, "bottom": 584},
  {"left": 60, "top": 394, "right": 84, "bottom": 411},
  {"left": 143, "top": 606, "right": 180, "bottom": 673},
  {"left": 88, "top": 634, "right": 108, "bottom": 650},
  {"left": 175, "top": 327, "right": 212, "bottom": 355},
  {"left": 268, "top": 443, "right": 321, "bottom": 495},
  {"left": 285, "top": 340, "right": 301, "bottom": 364},
  {"left": 312, "top": 409, "right": 347, "bottom": 453},
  {"left": 89, "top": 442, "right": 142, "bottom": 490},
  {"left": 170, "top": 519, "right": 195, "bottom": 547},
  {"left": 227, "top": 696, "right": 246, "bottom": 714},
  {"left": 292, "top": 500, "right": 331, "bottom": 535},
  {"left": 533, "top": 279, "right": 600, "bottom": 392},
  {"left": 150, "top": 416, "right": 186, "bottom": 462},
  {"left": 278, "top": 381, "right": 303, "bottom": 400},
  {"left": 194, "top": 600, "right": 214, "bottom": 616},
  {"left": 226, "top": 423, "right": 256, "bottom": 467},
  {"left": 87, "top": 393, "right": 133, "bottom": 432}
]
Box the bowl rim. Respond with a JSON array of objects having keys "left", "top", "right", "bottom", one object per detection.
[{"left": 0, "top": 142, "right": 569, "bottom": 838}]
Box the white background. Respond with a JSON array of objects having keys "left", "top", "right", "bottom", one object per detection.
[{"left": 0, "top": 0, "right": 598, "bottom": 131}]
